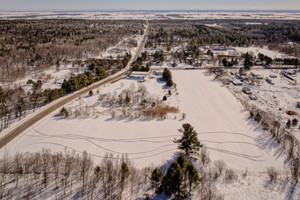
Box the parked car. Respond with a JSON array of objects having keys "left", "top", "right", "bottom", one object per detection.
[{"left": 249, "top": 94, "right": 258, "bottom": 100}]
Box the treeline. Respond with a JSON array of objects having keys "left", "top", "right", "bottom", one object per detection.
[
  {"left": 274, "top": 58, "right": 300, "bottom": 65},
  {"left": 222, "top": 58, "right": 238, "bottom": 67},
  {"left": 148, "top": 20, "right": 300, "bottom": 57},
  {"left": 258, "top": 53, "right": 273, "bottom": 65},
  {"left": 0, "top": 19, "right": 143, "bottom": 82},
  {"left": 0, "top": 150, "right": 147, "bottom": 200},
  {"left": 148, "top": 22, "right": 251, "bottom": 49}
]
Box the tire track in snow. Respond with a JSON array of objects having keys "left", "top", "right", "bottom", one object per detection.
[
  {"left": 28, "top": 142, "right": 176, "bottom": 160},
  {"left": 27, "top": 128, "right": 271, "bottom": 162}
]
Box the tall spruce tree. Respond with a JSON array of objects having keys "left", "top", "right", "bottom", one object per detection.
[
  {"left": 244, "top": 52, "right": 253, "bottom": 70},
  {"left": 174, "top": 123, "right": 202, "bottom": 157},
  {"left": 186, "top": 163, "right": 200, "bottom": 195},
  {"left": 163, "top": 161, "right": 184, "bottom": 198},
  {"left": 120, "top": 162, "right": 130, "bottom": 198},
  {"left": 150, "top": 168, "right": 164, "bottom": 193}
]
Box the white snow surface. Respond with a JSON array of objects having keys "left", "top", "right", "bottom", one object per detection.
[
  {"left": 0, "top": 71, "right": 288, "bottom": 171},
  {"left": 233, "top": 46, "right": 289, "bottom": 59}
]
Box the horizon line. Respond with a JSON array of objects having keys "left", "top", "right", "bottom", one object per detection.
[{"left": 1, "top": 9, "right": 300, "bottom": 12}]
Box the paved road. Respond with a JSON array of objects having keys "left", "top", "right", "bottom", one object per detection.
[{"left": 0, "top": 23, "right": 148, "bottom": 150}]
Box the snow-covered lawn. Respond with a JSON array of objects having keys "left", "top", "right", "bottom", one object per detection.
[
  {"left": 0, "top": 70, "right": 288, "bottom": 172},
  {"left": 233, "top": 46, "right": 291, "bottom": 59}
]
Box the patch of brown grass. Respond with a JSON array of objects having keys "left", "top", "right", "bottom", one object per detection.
[
  {"left": 286, "top": 110, "right": 298, "bottom": 116},
  {"left": 141, "top": 105, "right": 179, "bottom": 118}
]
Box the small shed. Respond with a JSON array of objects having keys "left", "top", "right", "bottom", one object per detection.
[
  {"left": 242, "top": 87, "right": 252, "bottom": 94},
  {"left": 231, "top": 80, "right": 243, "bottom": 86},
  {"left": 129, "top": 71, "right": 148, "bottom": 80},
  {"left": 266, "top": 78, "right": 275, "bottom": 85}
]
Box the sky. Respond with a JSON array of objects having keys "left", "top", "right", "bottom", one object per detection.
[{"left": 0, "top": 0, "right": 300, "bottom": 11}]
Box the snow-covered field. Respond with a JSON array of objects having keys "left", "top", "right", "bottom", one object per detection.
[
  {"left": 212, "top": 46, "right": 292, "bottom": 59},
  {"left": 0, "top": 70, "right": 288, "bottom": 172},
  {"left": 234, "top": 46, "right": 291, "bottom": 59},
  {"left": 1, "top": 11, "right": 300, "bottom": 20}
]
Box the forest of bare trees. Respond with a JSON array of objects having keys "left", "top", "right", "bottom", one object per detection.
[
  {"left": 147, "top": 19, "right": 300, "bottom": 58},
  {"left": 0, "top": 19, "right": 144, "bottom": 82},
  {"left": 0, "top": 148, "right": 227, "bottom": 200}
]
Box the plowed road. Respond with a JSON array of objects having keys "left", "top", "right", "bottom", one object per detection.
[{"left": 0, "top": 24, "right": 148, "bottom": 149}]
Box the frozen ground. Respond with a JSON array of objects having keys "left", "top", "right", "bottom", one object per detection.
[
  {"left": 0, "top": 70, "right": 288, "bottom": 172},
  {"left": 210, "top": 46, "right": 293, "bottom": 59},
  {"left": 233, "top": 46, "right": 291, "bottom": 59},
  {"left": 1, "top": 11, "right": 300, "bottom": 20}
]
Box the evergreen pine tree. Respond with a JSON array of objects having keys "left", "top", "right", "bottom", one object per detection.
[
  {"left": 244, "top": 52, "right": 253, "bottom": 70},
  {"left": 163, "top": 161, "right": 185, "bottom": 198},
  {"left": 174, "top": 123, "right": 203, "bottom": 157},
  {"left": 163, "top": 68, "right": 172, "bottom": 81},
  {"left": 120, "top": 162, "right": 130, "bottom": 198},
  {"left": 150, "top": 168, "right": 164, "bottom": 193},
  {"left": 166, "top": 79, "right": 174, "bottom": 87},
  {"left": 186, "top": 163, "right": 200, "bottom": 195}
]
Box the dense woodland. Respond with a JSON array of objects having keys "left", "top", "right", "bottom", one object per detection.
[
  {"left": 0, "top": 19, "right": 144, "bottom": 81},
  {"left": 147, "top": 19, "right": 300, "bottom": 57}
]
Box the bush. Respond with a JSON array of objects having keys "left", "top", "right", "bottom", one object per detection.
[
  {"left": 214, "top": 160, "right": 226, "bottom": 176},
  {"left": 163, "top": 68, "right": 174, "bottom": 87},
  {"left": 292, "top": 118, "right": 298, "bottom": 126},
  {"left": 254, "top": 113, "right": 262, "bottom": 122},
  {"left": 163, "top": 95, "right": 167, "bottom": 101},
  {"left": 267, "top": 167, "right": 278, "bottom": 183},
  {"left": 286, "top": 110, "right": 298, "bottom": 116},
  {"left": 166, "top": 79, "right": 174, "bottom": 87},
  {"left": 141, "top": 105, "right": 179, "bottom": 119},
  {"left": 250, "top": 111, "right": 254, "bottom": 118},
  {"left": 287, "top": 119, "right": 291, "bottom": 128},
  {"left": 224, "top": 169, "right": 237, "bottom": 181},
  {"left": 200, "top": 148, "right": 210, "bottom": 166},
  {"left": 89, "top": 90, "right": 93, "bottom": 96},
  {"left": 27, "top": 79, "right": 33, "bottom": 84},
  {"left": 261, "top": 121, "right": 269, "bottom": 130},
  {"left": 242, "top": 168, "right": 248, "bottom": 178},
  {"left": 168, "top": 90, "right": 172, "bottom": 96},
  {"left": 60, "top": 107, "right": 69, "bottom": 118}
]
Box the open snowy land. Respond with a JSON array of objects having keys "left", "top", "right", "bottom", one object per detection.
[
  {"left": 0, "top": 70, "right": 289, "bottom": 172},
  {"left": 0, "top": 11, "right": 300, "bottom": 20}
]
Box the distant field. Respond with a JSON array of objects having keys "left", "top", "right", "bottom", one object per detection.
[{"left": 0, "top": 11, "right": 300, "bottom": 20}]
